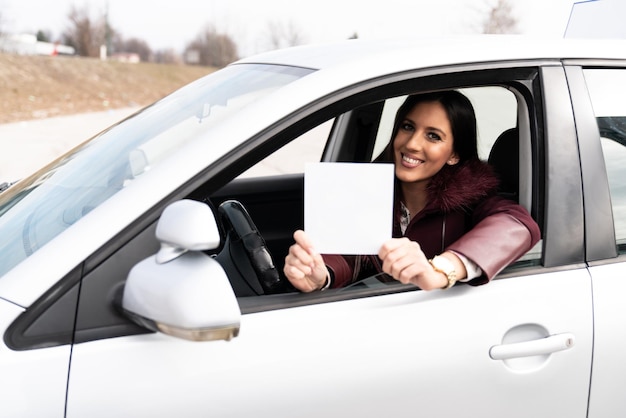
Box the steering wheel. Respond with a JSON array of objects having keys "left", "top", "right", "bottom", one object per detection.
[{"left": 214, "top": 200, "right": 285, "bottom": 296}]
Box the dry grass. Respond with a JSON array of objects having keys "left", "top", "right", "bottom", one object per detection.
[{"left": 0, "top": 53, "right": 215, "bottom": 124}]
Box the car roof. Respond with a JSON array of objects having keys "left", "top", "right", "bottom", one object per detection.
[{"left": 236, "top": 35, "right": 626, "bottom": 72}]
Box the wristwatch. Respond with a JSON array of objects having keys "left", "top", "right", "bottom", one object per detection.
[{"left": 429, "top": 255, "right": 457, "bottom": 289}]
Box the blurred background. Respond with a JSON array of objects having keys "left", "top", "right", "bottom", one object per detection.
[
  {"left": 0, "top": 0, "right": 600, "bottom": 181},
  {"left": 0, "top": 0, "right": 579, "bottom": 63}
]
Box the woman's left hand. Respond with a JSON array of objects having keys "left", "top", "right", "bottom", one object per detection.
[{"left": 378, "top": 238, "right": 449, "bottom": 290}]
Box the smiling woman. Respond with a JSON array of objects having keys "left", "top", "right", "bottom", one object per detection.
[
  {"left": 284, "top": 90, "right": 541, "bottom": 292},
  {"left": 393, "top": 100, "right": 460, "bottom": 189}
]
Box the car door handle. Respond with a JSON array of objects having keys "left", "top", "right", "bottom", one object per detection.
[{"left": 489, "top": 333, "right": 575, "bottom": 360}]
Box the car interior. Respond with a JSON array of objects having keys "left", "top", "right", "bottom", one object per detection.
[{"left": 200, "top": 84, "right": 541, "bottom": 305}]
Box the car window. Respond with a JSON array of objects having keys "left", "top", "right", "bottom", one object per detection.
[
  {"left": 237, "top": 119, "right": 332, "bottom": 178},
  {"left": 583, "top": 69, "right": 626, "bottom": 252},
  {"left": 239, "top": 86, "right": 519, "bottom": 181},
  {"left": 232, "top": 84, "right": 541, "bottom": 272},
  {"left": 0, "top": 63, "right": 313, "bottom": 278},
  {"left": 373, "top": 86, "right": 541, "bottom": 267}
]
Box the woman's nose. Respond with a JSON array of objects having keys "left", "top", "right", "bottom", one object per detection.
[{"left": 405, "top": 131, "right": 423, "bottom": 150}]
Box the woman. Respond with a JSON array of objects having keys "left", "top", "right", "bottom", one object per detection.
[{"left": 284, "top": 90, "right": 541, "bottom": 292}]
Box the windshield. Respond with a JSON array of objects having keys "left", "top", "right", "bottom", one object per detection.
[{"left": 0, "top": 63, "right": 313, "bottom": 278}]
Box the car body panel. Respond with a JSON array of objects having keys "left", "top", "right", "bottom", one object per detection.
[
  {"left": 564, "top": 64, "right": 617, "bottom": 261},
  {"left": 0, "top": 300, "right": 68, "bottom": 417},
  {"left": 236, "top": 36, "right": 626, "bottom": 73},
  {"left": 539, "top": 65, "right": 586, "bottom": 266},
  {"left": 67, "top": 270, "right": 592, "bottom": 417},
  {"left": 588, "top": 262, "right": 626, "bottom": 417}
]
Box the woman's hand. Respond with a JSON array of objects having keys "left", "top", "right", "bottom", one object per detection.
[
  {"left": 284, "top": 230, "right": 330, "bottom": 292},
  {"left": 378, "top": 238, "right": 458, "bottom": 290}
]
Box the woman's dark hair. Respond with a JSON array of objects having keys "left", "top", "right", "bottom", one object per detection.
[{"left": 375, "top": 90, "right": 479, "bottom": 163}]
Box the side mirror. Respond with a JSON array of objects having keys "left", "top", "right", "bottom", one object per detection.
[{"left": 121, "top": 199, "right": 241, "bottom": 342}]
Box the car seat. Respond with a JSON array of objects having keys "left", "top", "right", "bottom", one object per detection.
[{"left": 488, "top": 127, "right": 519, "bottom": 201}]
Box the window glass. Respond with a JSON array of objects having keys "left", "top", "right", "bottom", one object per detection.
[
  {"left": 245, "top": 86, "right": 519, "bottom": 180},
  {"left": 584, "top": 69, "right": 626, "bottom": 251},
  {"left": 462, "top": 87, "right": 518, "bottom": 160},
  {"left": 0, "top": 63, "right": 313, "bottom": 278},
  {"left": 237, "top": 119, "right": 331, "bottom": 178}
]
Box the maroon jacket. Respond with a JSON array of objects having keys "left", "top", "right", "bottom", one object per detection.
[{"left": 323, "top": 160, "right": 541, "bottom": 288}]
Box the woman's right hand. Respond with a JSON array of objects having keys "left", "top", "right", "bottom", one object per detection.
[{"left": 284, "top": 230, "right": 330, "bottom": 292}]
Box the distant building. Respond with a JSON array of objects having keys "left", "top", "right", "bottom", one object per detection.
[
  {"left": 0, "top": 33, "right": 75, "bottom": 56},
  {"left": 110, "top": 53, "right": 141, "bottom": 63},
  {"left": 185, "top": 49, "right": 200, "bottom": 65}
]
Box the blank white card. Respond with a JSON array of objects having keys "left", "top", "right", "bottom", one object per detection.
[{"left": 304, "top": 162, "right": 394, "bottom": 254}]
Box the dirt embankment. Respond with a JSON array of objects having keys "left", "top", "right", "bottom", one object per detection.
[{"left": 0, "top": 53, "right": 215, "bottom": 124}]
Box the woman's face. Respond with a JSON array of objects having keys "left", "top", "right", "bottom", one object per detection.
[{"left": 393, "top": 100, "right": 459, "bottom": 187}]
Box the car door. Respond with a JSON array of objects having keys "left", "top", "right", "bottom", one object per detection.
[
  {"left": 0, "top": 299, "right": 71, "bottom": 418},
  {"left": 65, "top": 64, "right": 594, "bottom": 417},
  {"left": 569, "top": 64, "right": 626, "bottom": 417},
  {"left": 65, "top": 272, "right": 591, "bottom": 418}
]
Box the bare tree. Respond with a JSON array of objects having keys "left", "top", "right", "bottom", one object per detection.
[
  {"left": 62, "top": 5, "right": 108, "bottom": 57},
  {"left": 184, "top": 25, "right": 238, "bottom": 67},
  {"left": 265, "top": 21, "right": 283, "bottom": 51},
  {"left": 154, "top": 48, "right": 182, "bottom": 65},
  {"left": 264, "top": 20, "right": 307, "bottom": 50},
  {"left": 482, "top": 0, "right": 518, "bottom": 34}
]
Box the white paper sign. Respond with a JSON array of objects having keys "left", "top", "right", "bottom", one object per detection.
[{"left": 305, "top": 162, "right": 395, "bottom": 254}]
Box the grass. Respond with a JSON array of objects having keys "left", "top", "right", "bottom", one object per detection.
[{"left": 0, "top": 53, "right": 215, "bottom": 124}]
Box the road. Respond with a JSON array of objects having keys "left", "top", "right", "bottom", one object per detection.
[
  {"left": 0, "top": 107, "right": 139, "bottom": 182},
  {"left": 0, "top": 106, "right": 329, "bottom": 184}
]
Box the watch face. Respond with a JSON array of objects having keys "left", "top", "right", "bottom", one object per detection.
[
  {"left": 432, "top": 256, "right": 455, "bottom": 274},
  {"left": 431, "top": 256, "right": 457, "bottom": 290}
]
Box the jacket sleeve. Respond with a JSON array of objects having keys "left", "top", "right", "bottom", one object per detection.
[
  {"left": 322, "top": 254, "right": 381, "bottom": 289},
  {"left": 445, "top": 196, "right": 541, "bottom": 285},
  {"left": 322, "top": 254, "right": 356, "bottom": 288}
]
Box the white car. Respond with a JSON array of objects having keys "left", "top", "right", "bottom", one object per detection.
[{"left": 1, "top": 36, "right": 626, "bottom": 417}]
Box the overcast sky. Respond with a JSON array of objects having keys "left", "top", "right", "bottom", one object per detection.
[{"left": 2, "top": 0, "right": 579, "bottom": 57}]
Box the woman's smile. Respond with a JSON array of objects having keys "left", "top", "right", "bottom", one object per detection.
[
  {"left": 393, "top": 100, "right": 458, "bottom": 187},
  {"left": 400, "top": 153, "right": 423, "bottom": 167}
]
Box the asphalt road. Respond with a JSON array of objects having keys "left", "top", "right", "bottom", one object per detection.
[
  {"left": 0, "top": 107, "right": 139, "bottom": 183},
  {"left": 0, "top": 107, "right": 329, "bottom": 184}
]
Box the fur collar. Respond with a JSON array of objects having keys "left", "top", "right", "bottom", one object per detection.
[{"left": 424, "top": 159, "right": 500, "bottom": 213}]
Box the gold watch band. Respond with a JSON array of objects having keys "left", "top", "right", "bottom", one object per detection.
[{"left": 429, "top": 256, "right": 457, "bottom": 289}]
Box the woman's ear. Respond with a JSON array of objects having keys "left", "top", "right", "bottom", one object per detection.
[{"left": 447, "top": 153, "right": 460, "bottom": 165}]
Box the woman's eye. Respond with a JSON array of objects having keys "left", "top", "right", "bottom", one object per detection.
[
  {"left": 427, "top": 132, "right": 441, "bottom": 141},
  {"left": 400, "top": 122, "right": 414, "bottom": 132}
]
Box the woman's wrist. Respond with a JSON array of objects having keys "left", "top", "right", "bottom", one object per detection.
[
  {"left": 429, "top": 254, "right": 458, "bottom": 289},
  {"left": 318, "top": 269, "right": 333, "bottom": 291}
]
